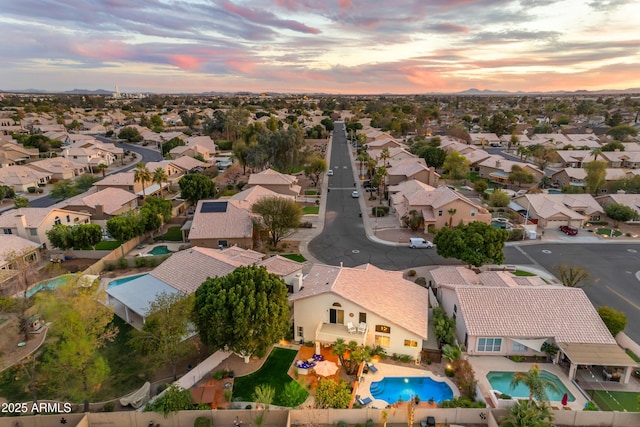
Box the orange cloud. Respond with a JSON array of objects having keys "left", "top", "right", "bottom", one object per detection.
[
  {"left": 405, "top": 69, "right": 448, "bottom": 89},
  {"left": 226, "top": 60, "right": 257, "bottom": 74},
  {"left": 168, "top": 55, "right": 203, "bottom": 70}
]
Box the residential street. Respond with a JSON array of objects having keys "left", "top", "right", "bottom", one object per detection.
[{"left": 308, "top": 123, "right": 640, "bottom": 344}]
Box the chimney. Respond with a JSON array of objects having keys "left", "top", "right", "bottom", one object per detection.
[
  {"left": 95, "top": 203, "right": 104, "bottom": 219},
  {"left": 292, "top": 273, "right": 303, "bottom": 293},
  {"left": 14, "top": 214, "right": 28, "bottom": 239}
]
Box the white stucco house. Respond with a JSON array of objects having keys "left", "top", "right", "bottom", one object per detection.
[{"left": 289, "top": 263, "right": 429, "bottom": 362}]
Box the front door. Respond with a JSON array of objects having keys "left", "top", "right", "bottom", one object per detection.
[{"left": 329, "top": 309, "right": 344, "bottom": 324}]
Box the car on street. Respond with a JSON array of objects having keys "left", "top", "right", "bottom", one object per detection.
[
  {"left": 409, "top": 237, "right": 434, "bottom": 248},
  {"left": 559, "top": 225, "right": 578, "bottom": 236},
  {"left": 327, "top": 169, "right": 334, "bottom": 176},
  {"left": 351, "top": 190, "right": 360, "bottom": 198}
]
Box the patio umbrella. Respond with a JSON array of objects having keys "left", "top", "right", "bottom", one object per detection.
[
  {"left": 313, "top": 360, "right": 339, "bottom": 377},
  {"left": 561, "top": 392, "right": 568, "bottom": 406}
]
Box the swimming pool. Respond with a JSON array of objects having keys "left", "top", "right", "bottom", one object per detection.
[
  {"left": 486, "top": 370, "right": 575, "bottom": 402},
  {"left": 107, "top": 273, "right": 148, "bottom": 289},
  {"left": 369, "top": 376, "right": 454, "bottom": 404},
  {"left": 147, "top": 245, "right": 172, "bottom": 255},
  {"left": 26, "top": 274, "right": 77, "bottom": 298}
]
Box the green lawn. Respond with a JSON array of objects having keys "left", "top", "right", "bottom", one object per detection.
[
  {"left": 302, "top": 206, "right": 319, "bottom": 214},
  {"left": 95, "top": 240, "right": 121, "bottom": 250},
  {"left": 156, "top": 226, "right": 183, "bottom": 241},
  {"left": 282, "top": 254, "right": 306, "bottom": 263},
  {"left": 232, "top": 347, "right": 308, "bottom": 406},
  {"left": 596, "top": 228, "right": 622, "bottom": 237},
  {"left": 514, "top": 270, "right": 536, "bottom": 277},
  {"left": 626, "top": 349, "right": 640, "bottom": 363},
  {"left": 304, "top": 190, "right": 319, "bottom": 196},
  {"left": 591, "top": 390, "right": 640, "bottom": 412}
]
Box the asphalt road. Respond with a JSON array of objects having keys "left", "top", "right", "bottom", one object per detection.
[
  {"left": 28, "top": 137, "right": 162, "bottom": 208},
  {"left": 309, "top": 125, "right": 640, "bottom": 343}
]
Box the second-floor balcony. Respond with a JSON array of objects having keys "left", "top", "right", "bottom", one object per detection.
[{"left": 315, "top": 322, "right": 368, "bottom": 346}]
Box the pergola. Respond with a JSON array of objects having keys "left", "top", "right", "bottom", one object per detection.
[{"left": 558, "top": 342, "right": 638, "bottom": 384}]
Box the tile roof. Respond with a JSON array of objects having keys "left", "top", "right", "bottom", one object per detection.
[
  {"left": 28, "top": 158, "right": 86, "bottom": 173},
  {"left": 0, "top": 165, "right": 50, "bottom": 185},
  {"left": 290, "top": 263, "right": 429, "bottom": 338},
  {"left": 188, "top": 199, "right": 254, "bottom": 240},
  {"left": 229, "top": 185, "right": 293, "bottom": 204},
  {"left": 258, "top": 255, "right": 304, "bottom": 276},
  {"left": 56, "top": 187, "right": 137, "bottom": 215},
  {"left": 386, "top": 158, "right": 430, "bottom": 177},
  {"left": 0, "top": 235, "right": 40, "bottom": 265},
  {"left": 247, "top": 168, "right": 298, "bottom": 186},
  {"left": 514, "top": 194, "right": 603, "bottom": 218},
  {"left": 430, "top": 266, "right": 480, "bottom": 286},
  {"left": 455, "top": 286, "right": 616, "bottom": 344},
  {"left": 0, "top": 207, "right": 88, "bottom": 228},
  {"left": 96, "top": 171, "right": 135, "bottom": 186},
  {"left": 169, "top": 156, "right": 206, "bottom": 171}
]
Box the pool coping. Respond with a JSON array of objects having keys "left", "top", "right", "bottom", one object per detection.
[
  {"left": 358, "top": 362, "right": 459, "bottom": 408},
  {"left": 485, "top": 369, "right": 576, "bottom": 402},
  {"left": 105, "top": 272, "right": 149, "bottom": 289}
]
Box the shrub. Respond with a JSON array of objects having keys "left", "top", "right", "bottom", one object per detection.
[
  {"left": 337, "top": 422, "right": 347, "bottom": 427},
  {"left": 245, "top": 404, "right": 252, "bottom": 410},
  {"left": 365, "top": 420, "right": 374, "bottom": 427},
  {"left": 407, "top": 269, "right": 416, "bottom": 277},
  {"left": 103, "top": 402, "right": 115, "bottom": 412},
  {"left": 135, "top": 257, "right": 148, "bottom": 267},
  {"left": 105, "top": 263, "right": 115, "bottom": 271},
  {"left": 299, "top": 221, "right": 313, "bottom": 228},
  {"left": 372, "top": 206, "right": 389, "bottom": 217},
  {"left": 217, "top": 140, "right": 233, "bottom": 151},
  {"left": 27, "top": 186, "right": 36, "bottom": 193},
  {"left": 444, "top": 366, "right": 455, "bottom": 377},
  {"left": 147, "top": 257, "right": 158, "bottom": 267},
  {"left": 499, "top": 393, "right": 512, "bottom": 399},
  {"left": 415, "top": 277, "right": 427, "bottom": 287},
  {"left": 194, "top": 416, "right": 211, "bottom": 427},
  {"left": 224, "top": 389, "right": 233, "bottom": 402},
  {"left": 214, "top": 371, "right": 224, "bottom": 380},
  {"left": 584, "top": 401, "right": 599, "bottom": 411},
  {"left": 510, "top": 355, "right": 525, "bottom": 362},
  {"left": 117, "top": 257, "right": 129, "bottom": 269}
]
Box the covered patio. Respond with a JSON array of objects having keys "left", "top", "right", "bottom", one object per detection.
[{"left": 558, "top": 342, "right": 638, "bottom": 385}]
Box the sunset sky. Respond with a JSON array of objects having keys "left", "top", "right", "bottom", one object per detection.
[{"left": 1, "top": 0, "right": 639, "bottom": 94}]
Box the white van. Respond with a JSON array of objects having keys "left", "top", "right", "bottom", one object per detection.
[{"left": 409, "top": 238, "right": 433, "bottom": 249}]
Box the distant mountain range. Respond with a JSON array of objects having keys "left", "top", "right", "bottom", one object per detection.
[{"left": 2, "top": 88, "right": 640, "bottom": 96}]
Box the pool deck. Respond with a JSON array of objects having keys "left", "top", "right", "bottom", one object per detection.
[
  {"left": 357, "top": 362, "right": 459, "bottom": 408},
  {"left": 468, "top": 356, "right": 588, "bottom": 410}
]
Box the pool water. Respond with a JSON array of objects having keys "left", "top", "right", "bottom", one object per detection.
[
  {"left": 370, "top": 376, "right": 454, "bottom": 404},
  {"left": 486, "top": 370, "right": 575, "bottom": 402},
  {"left": 26, "top": 274, "right": 77, "bottom": 298},
  {"left": 147, "top": 245, "right": 172, "bottom": 255},
  {"left": 107, "top": 273, "right": 148, "bottom": 289}
]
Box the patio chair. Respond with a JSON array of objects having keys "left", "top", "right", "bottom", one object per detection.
[
  {"left": 420, "top": 416, "right": 435, "bottom": 427},
  {"left": 357, "top": 322, "right": 366, "bottom": 334},
  {"left": 357, "top": 396, "right": 372, "bottom": 406},
  {"left": 367, "top": 363, "right": 378, "bottom": 373},
  {"left": 347, "top": 322, "right": 356, "bottom": 334}
]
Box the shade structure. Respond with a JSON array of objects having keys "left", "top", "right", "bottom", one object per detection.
[{"left": 314, "top": 360, "right": 339, "bottom": 377}]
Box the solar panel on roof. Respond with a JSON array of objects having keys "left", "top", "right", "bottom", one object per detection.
[{"left": 200, "top": 201, "right": 228, "bottom": 213}]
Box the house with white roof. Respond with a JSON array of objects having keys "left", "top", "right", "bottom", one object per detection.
[
  {"left": 511, "top": 193, "right": 604, "bottom": 229},
  {"left": 106, "top": 246, "right": 303, "bottom": 329},
  {"left": 430, "top": 266, "right": 637, "bottom": 384},
  {"left": 392, "top": 185, "right": 490, "bottom": 232},
  {"left": 386, "top": 158, "right": 440, "bottom": 187},
  {"left": 0, "top": 207, "right": 91, "bottom": 250},
  {"left": 27, "top": 158, "right": 87, "bottom": 180},
  {"left": 0, "top": 165, "right": 50, "bottom": 191},
  {"left": 246, "top": 169, "right": 301, "bottom": 197},
  {"left": 289, "top": 263, "right": 429, "bottom": 362}
]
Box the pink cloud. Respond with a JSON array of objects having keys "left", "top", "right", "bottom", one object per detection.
[
  {"left": 168, "top": 55, "right": 204, "bottom": 70},
  {"left": 404, "top": 69, "right": 448, "bottom": 89},
  {"left": 70, "top": 41, "right": 128, "bottom": 61},
  {"left": 226, "top": 60, "right": 257, "bottom": 74}
]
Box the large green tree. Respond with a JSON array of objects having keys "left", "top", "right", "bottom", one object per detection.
[
  {"left": 607, "top": 124, "right": 638, "bottom": 141},
  {"left": 303, "top": 156, "right": 327, "bottom": 187},
  {"left": 193, "top": 265, "right": 290, "bottom": 362},
  {"left": 178, "top": 173, "right": 216, "bottom": 204},
  {"left": 130, "top": 292, "right": 195, "bottom": 381},
  {"left": 508, "top": 165, "right": 535, "bottom": 187},
  {"left": 36, "top": 281, "right": 118, "bottom": 412},
  {"left": 252, "top": 196, "right": 303, "bottom": 247},
  {"left": 604, "top": 202, "right": 637, "bottom": 226},
  {"left": 50, "top": 179, "right": 81, "bottom": 200},
  {"left": 106, "top": 211, "right": 145, "bottom": 242},
  {"left": 314, "top": 378, "right": 352, "bottom": 409},
  {"left": 584, "top": 160, "right": 607, "bottom": 195},
  {"left": 71, "top": 223, "right": 103, "bottom": 249},
  {"left": 118, "top": 127, "right": 143, "bottom": 142},
  {"left": 46, "top": 224, "right": 75, "bottom": 250},
  {"left": 442, "top": 151, "right": 470, "bottom": 180},
  {"left": 434, "top": 221, "right": 509, "bottom": 267}
]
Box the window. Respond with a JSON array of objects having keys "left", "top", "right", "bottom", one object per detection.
[
  {"left": 375, "top": 325, "right": 391, "bottom": 334},
  {"left": 477, "top": 338, "right": 502, "bottom": 352},
  {"left": 66, "top": 215, "right": 70, "bottom": 223},
  {"left": 217, "top": 240, "right": 228, "bottom": 248},
  {"left": 29, "top": 229, "right": 37, "bottom": 236},
  {"left": 438, "top": 210, "right": 443, "bottom": 217},
  {"left": 359, "top": 312, "right": 367, "bottom": 324},
  {"left": 332, "top": 302, "right": 342, "bottom": 307},
  {"left": 512, "top": 342, "right": 527, "bottom": 352},
  {"left": 471, "top": 209, "right": 476, "bottom": 217},
  {"left": 54, "top": 217, "right": 61, "bottom": 225},
  {"left": 297, "top": 326, "right": 304, "bottom": 338},
  {"left": 404, "top": 340, "right": 418, "bottom": 347},
  {"left": 375, "top": 335, "right": 390, "bottom": 347},
  {"left": 453, "top": 304, "right": 457, "bottom": 313},
  {"left": 3, "top": 228, "right": 12, "bottom": 235}
]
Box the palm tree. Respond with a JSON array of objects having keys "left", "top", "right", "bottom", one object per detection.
[
  {"left": 447, "top": 208, "right": 457, "bottom": 229},
  {"left": 332, "top": 338, "right": 347, "bottom": 369},
  {"left": 134, "top": 162, "right": 152, "bottom": 199},
  {"left": 356, "top": 153, "right": 368, "bottom": 179},
  {"left": 153, "top": 167, "right": 169, "bottom": 198},
  {"left": 375, "top": 166, "right": 388, "bottom": 203},
  {"left": 366, "top": 158, "right": 377, "bottom": 180},
  {"left": 591, "top": 147, "right": 603, "bottom": 162},
  {"left": 500, "top": 400, "right": 554, "bottom": 427},
  {"left": 379, "top": 147, "right": 390, "bottom": 167},
  {"left": 510, "top": 364, "right": 560, "bottom": 406},
  {"left": 442, "top": 344, "right": 462, "bottom": 363},
  {"left": 517, "top": 145, "right": 530, "bottom": 162},
  {"left": 96, "top": 163, "right": 108, "bottom": 177}
]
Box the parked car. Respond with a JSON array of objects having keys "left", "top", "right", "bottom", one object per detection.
[
  {"left": 409, "top": 237, "right": 433, "bottom": 248},
  {"left": 351, "top": 190, "right": 360, "bottom": 198},
  {"left": 559, "top": 225, "right": 578, "bottom": 236},
  {"left": 327, "top": 169, "right": 334, "bottom": 176}
]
